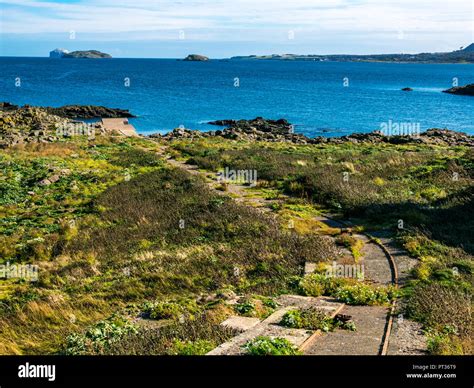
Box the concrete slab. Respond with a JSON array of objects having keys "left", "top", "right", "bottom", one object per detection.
[
  {"left": 101, "top": 118, "right": 138, "bottom": 137},
  {"left": 304, "top": 262, "right": 316, "bottom": 275},
  {"left": 208, "top": 296, "right": 344, "bottom": 355},
  {"left": 221, "top": 316, "right": 260, "bottom": 332},
  {"left": 304, "top": 305, "right": 388, "bottom": 355},
  {"left": 358, "top": 234, "right": 392, "bottom": 285}
]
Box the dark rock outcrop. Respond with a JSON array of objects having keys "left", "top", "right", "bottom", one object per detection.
[
  {"left": 46, "top": 105, "right": 135, "bottom": 119},
  {"left": 151, "top": 118, "right": 474, "bottom": 147},
  {"left": 443, "top": 84, "right": 474, "bottom": 96},
  {"left": 208, "top": 119, "right": 237, "bottom": 126},
  {"left": 183, "top": 54, "right": 209, "bottom": 61},
  {"left": 0, "top": 102, "right": 19, "bottom": 111},
  {"left": 209, "top": 117, "right": 293, "bottom": 134},
  {"left": 1, "top": 103, "right": 134, "bottom": 119}
]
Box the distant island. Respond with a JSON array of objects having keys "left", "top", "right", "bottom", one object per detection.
[
  {"left": 49, "top": 49, "right": 112, "bottom": 59},
  {"left": 443, "top": 83, "right": 474, "bottom": 96},
  {"left": 231, "top": 43, "right": 474, "bottom": 64},
  {"left": 183, "top": 54, "right": 209, "bottom": 61}
]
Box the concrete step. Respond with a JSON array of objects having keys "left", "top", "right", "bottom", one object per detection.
[{"left": 207, "top": 295, "right": 344, "bottom": 355}]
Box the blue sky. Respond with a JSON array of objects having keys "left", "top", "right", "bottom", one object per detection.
[{"left": 1, "top": 0, "right": 473, "bottom": 57}]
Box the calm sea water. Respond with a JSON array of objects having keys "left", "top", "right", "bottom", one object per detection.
[{"left": 1, "top": 57, "right": 473, "bottom": 136}]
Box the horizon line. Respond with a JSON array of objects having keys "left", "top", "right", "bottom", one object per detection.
[{"left": 1, "top": 46, "right": 473, "bottom": 60}]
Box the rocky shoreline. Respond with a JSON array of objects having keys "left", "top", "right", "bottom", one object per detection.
[
  {"left": 150, "top": 117, "right": 474, "bottom": 147},
  {"left": 0, "top": 103, "right": 130, "bottom": 147},
  {"left": 2, "top": 104, "right": 473, "bottom": 148},
  {"left": 1, "top": 103, "right": 134, "bottom": 119}
]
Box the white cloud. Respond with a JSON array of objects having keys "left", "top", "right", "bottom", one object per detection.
[
  {"left": 1, "top": 0, "right": 471, "bottom": 33},
  {"left": 1, "top": 0, "right": 472, "bottom": 53}
]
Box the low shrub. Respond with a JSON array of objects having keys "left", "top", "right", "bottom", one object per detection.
[
  {"left": 426, "top": 330, "right": 464, "bottom": 355},
  {"left": 280, "top": 308, "right": 333, "bottom": 332},
  {"left": 146, "top": 302, "right": 183, "bottom": 320},
  {"left": 280, "top": 310, "right": 304, "bottom": 328},
  {"left": 333, "top": 284, "right": 398, "bottom": 306},
  {"left": 299, "top": 273, "right": 355, "bottom": 297},
  {"left": 142, "top": 298, "right": 200, "bottom": 320},
  {"left": 63, "top": 315, "right": 138, "bottom": 355},
  {"left": 72, "top": 311, "right": 236, "bottom": 355},
  {"left": 169, "top": 339, "right": 215, "bottom": 355},
  {"left": 244, "top": 336, "right": 301, "bottom": 356},
  {"left": 234, "top": 296, "right": 276, "bottom": 318},
  {"left": 299, "top": 273, "right": 398, "bottom": 306},
  {"left": 406, "top": 282, "right": 472, "bottom": 339},
  {"left": 280, "top": 308, "right": 357, "bottom": 332},
  {"left": 234, "top": 301, "right": 255, "bottom": 316}
]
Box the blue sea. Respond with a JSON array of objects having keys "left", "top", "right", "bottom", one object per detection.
[{"left": 1, "top": 57, "right": 473, "bottom": 136}]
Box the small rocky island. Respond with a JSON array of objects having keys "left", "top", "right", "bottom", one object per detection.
[
  {"left": 443, "top": 84, "right": 474, "bottom": 96},
  {"left": 183, "top": 54, "right": 209, "bottom": 61},
  {"left": 49, "top": 49, "right": 112, "bottom": 58}
]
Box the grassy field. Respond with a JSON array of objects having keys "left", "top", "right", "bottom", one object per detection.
[
  {"left": 0, "top": 134, "right": 472, "bottom": 355},
  {"left": 0, "top": 135, "right": 338, "bottom": 354}
]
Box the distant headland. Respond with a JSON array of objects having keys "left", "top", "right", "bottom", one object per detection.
[
  {"left": 49, "top": 49, "right": 112, "bottom": 59},
  {"left": 231, "top": 43, "right": 474, "bottom": 64}
]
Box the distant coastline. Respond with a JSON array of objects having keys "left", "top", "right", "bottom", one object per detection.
[
  {"left": 2, "top": 43, "right": 474, "bottom": 63},
  {"left": 230, "top": 43, "right": 474, "bottom": 64}
]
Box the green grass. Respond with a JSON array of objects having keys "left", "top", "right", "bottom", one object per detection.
[
  {"left": 0, "top": 136, "right": 339, "bottom": 354},
  {"left": 63, "top": 307, "right": 236, "bottom": 355},
  {"left": 168, "top": 138, "right": 473, "bottom": 355}
]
